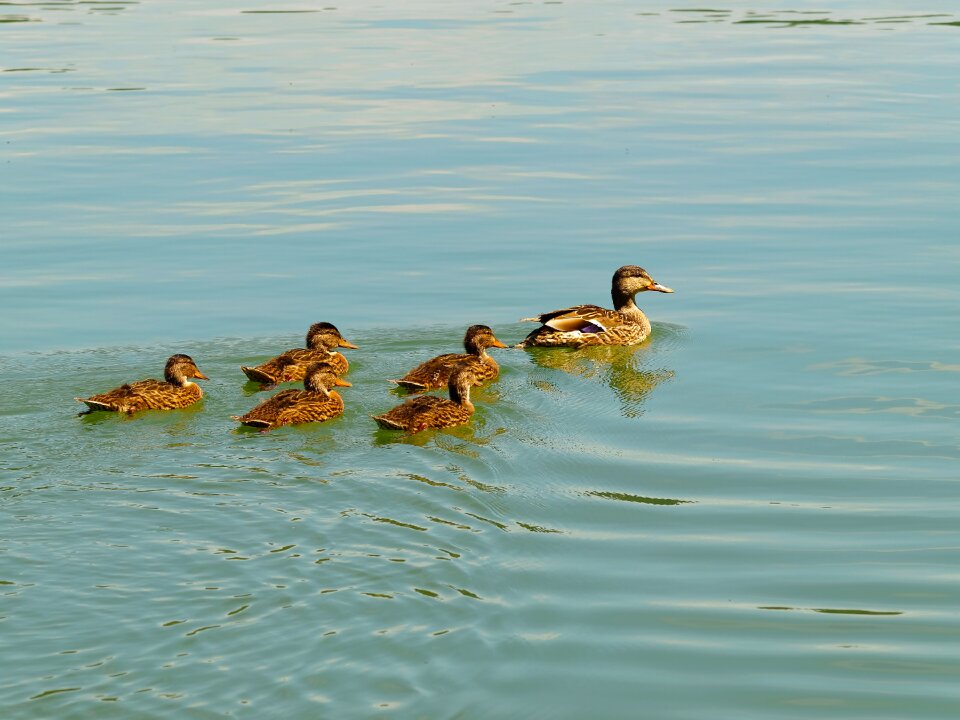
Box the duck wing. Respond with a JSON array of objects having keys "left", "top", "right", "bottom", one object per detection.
[
  {"left": 241, "top": 348, "right": 315, "bottom": 384},
  {"left": 274, "top": 349, "right": 347, "bottom": 380},
  {"left": 275, "top": 393, "right": 344, "bottom": 425},
  {"left": 373, "top": 395, "right": 449, "bottom": 429},
  {"left": 80, "top": 378, "right": 167, "bottom": 412},
  {"left": 233, "top": 389, "right": 306, "bottom": 426},
  {"left": 290, "top": 349, "right": 348, "bottom": 376},
  {"left": 391, "top": 353, "right": 469, "bottom": 390},
  {"left": 521, "top": 304, "right": 617, "bottom": 333}
]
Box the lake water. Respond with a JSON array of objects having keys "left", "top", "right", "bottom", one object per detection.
[{"left": 3, "top": 1, "right": 960, "bottom": 717}]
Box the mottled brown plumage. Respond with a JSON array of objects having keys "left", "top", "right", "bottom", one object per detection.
[
  {"left": 241, "top": 322, "right": 357, "bottom": 386},
  {"left": 232, "top": 362, "right": 351, "bottom": 430},
  {"left": 76, "top": 354, "right": 208, "bottom": 414},
  {"left": 517, "top": 265, "right": 674, "bottom": 348},
  {"left": 390, "top": 324, "right": 507, "bottom": 392},
  {"left": 373, "top": 366, "right": 477, "bottom": 433}
]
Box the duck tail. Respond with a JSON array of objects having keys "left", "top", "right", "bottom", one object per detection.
[
  {"left": 241, "top": 366, "right": 276, "bottom": 384},
  {"left": 389, "top": 379, "right": 427, "bottom": 391},
  {"left": 76, "top": 397, "right": 114, "bottom": 412},
  {"left": 372, "top": 414, "right": 405, "bottom": 431},
  {"left": 234, "top": 416, "right": 272, "bottom": 428}
]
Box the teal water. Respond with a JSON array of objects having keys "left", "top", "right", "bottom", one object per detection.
[{"left": 4, "top": 2, "right": 960, "bottom": 718}]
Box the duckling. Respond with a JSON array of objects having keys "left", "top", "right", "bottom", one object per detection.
[
  {"left": 241, "top": 322, "right": 358, "bottom": 386},
  {"left": 390, "top": 324, "right": 507, "bottom": 392},
  {"left": 232, "top": 362, "right": 351, "bottom": 430},
  {"left": 76, "top": 354, "right": 208, "bottom": 414},
  {"left": 373, "top": 365, "right": 477, "bottom": 433},
  {"left": 517, "top": 265, "right": 673, "bottom": 348}
]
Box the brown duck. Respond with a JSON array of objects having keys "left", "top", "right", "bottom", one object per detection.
[
  {"left": 373, "top": 365, "right": 477, "bottom": 433},
  {"left": 76, "top": 354, "right": 208, "bottom": 414},
  {"left": 232, "top": 362, "right": 351, "bottom": 430},
  {"left": 241, "top": 322, "right": 358, "bottom": 386},
  {"left": 517, "top": 265, "right": 673, "bottom": 348},
  {"left": 390, "top": 324, "right": 507, "bottom": 392}
]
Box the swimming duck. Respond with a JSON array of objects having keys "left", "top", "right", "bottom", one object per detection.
[
  {"left": 389, "top": 324, "right": 507, "bottom": 392},
  {"left": 232, "top": 362, "right": 351, "bottom": 430},
  {"left": 517, "top": 265, "right": 673, "bottom": 348},
  {"left": 76, "top": 354, "right": 208, "bottom": 414},
  {"left": 373, "top": 365, "right": 477, "bottom": 433},
  {"left": 241, "top": 322, "right": 358, "bottom": 386}
]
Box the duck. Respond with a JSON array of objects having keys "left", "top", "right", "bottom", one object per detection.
[
  {"left": 517, "top": 265, "right": 673, "bottom": 348},
  {"left": 232, "top": 362, "right": 351, "bottom": 430},
  {"left": 389, "top": 324, "right": 507, "bottom": 392},
  {"left": 76, "top": 354, "right": 208, "bottom": 414},
  {"left": 241, "top": 322, "right": 358, "bottom": 386},
  {"left": 373, "top": 365, "right": 477, "bottom": 433}
]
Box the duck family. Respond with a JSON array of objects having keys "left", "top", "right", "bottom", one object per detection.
[{"left": 75, "top": 265, "right": 673, "bottom": 433}]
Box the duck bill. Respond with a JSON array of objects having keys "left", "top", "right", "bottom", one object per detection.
[
  {"left": 490, "top": 338, "right": 508, "bottom": 349},
  {"left": 650, "top": 282, "right": 674, "bottom": 293},
  {"left": 338, "top": 340, "right": 360, "bottom": 349},
  {"left": 193, "top": 370, "right": 210, "bottom": 380},
  {"left": 334, "top": 377, "right": 352, "bottom": 387}
]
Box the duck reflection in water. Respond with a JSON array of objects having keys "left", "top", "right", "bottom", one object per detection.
[{"left": 523, "top": 340, "right": 674, "bottom": 419}]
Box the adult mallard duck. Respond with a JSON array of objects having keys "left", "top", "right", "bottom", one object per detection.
[
  {"left": 517, "top": 265, "right": 673, "bottom": 348},
  {"left": 241, "top": 322, "right": 358, "bottom": 386},
  {"left": 373, "top": 365, "right": 477, "bottom": 433},
  {"left": 389, "top": 324, "right": 507, "bottom": 392},
  {"left": 76, "top": 354, "right": 208, "bottom": 414},
  {"left": 232, "top": 362, "right": 351, "bottom": 430}
]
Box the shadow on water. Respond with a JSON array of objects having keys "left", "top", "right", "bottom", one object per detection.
[
  {"left": 665, "top": 9, "right": 960, "bottom": 28},
  {"left": 241, "top": 380, "right": 274, "bottom": 396},
  {"left": 2, "top": 0, "right": 139, "bottom": 24},
  {"left": 583, "top": 490, "right": 693, "bottom": 506},
  {"left": 11, "top": 4, "right": 960, "bottom": 30},
  {"left": 759, "top": 605, "right": 903, "bottom": 616}
]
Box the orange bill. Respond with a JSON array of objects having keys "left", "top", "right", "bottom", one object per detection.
[{"left": 334, "top": 377, "right": 352, "bottom": 387}]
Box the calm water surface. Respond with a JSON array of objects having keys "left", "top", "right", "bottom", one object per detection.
[{"left": 3, "top": 1, "right": 960, "bottom": 718}]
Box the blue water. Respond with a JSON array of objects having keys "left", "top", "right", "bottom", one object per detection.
[{"left": 3, "top": 2, "right": 960, "bottom": 718}]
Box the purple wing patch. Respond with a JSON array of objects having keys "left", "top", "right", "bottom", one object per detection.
[{"left": 545, "top": 315, "right": 608, "bottom": 333}]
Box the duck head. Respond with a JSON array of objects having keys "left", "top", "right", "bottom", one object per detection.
[
  {"left": 303, "top": 361, "right": 352, "bottom": 396},
  {"left": 611, "top": 265, "right": 673, "bottom": 308},
  {"left": 464, "top": 324, "right": 508, "bottom": 356},
  {"left": 164, "top": 354, "right": 208, "bottom": 386},
  {"left": 306, "top": 322, "right": 359, "bottom": 352}
]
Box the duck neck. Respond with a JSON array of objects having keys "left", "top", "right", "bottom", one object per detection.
[
  {"left": 308, "top": 338, "right": 334, "bottom": 353},
  {"left": 449, "top": 382, "right": 474, "bottom": 411},
  {"left": 464, "top": 336, "right": 484, "bottom": 358},
  {"left": 304, "top": 375, "right": 331, "bottom": 394},
  {"left": 165, "top": 368, "right": 190, "bottom": 387},
  {"left": 305, "top": 383, "right": 327, "bottom": 395},
  {"left": 613, "top": 288, "right": 643, "bottom": 317}
]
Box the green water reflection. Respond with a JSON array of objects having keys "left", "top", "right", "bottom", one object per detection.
[{"left": 524, "top": 334, "right": 677, "bottom": 418}]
